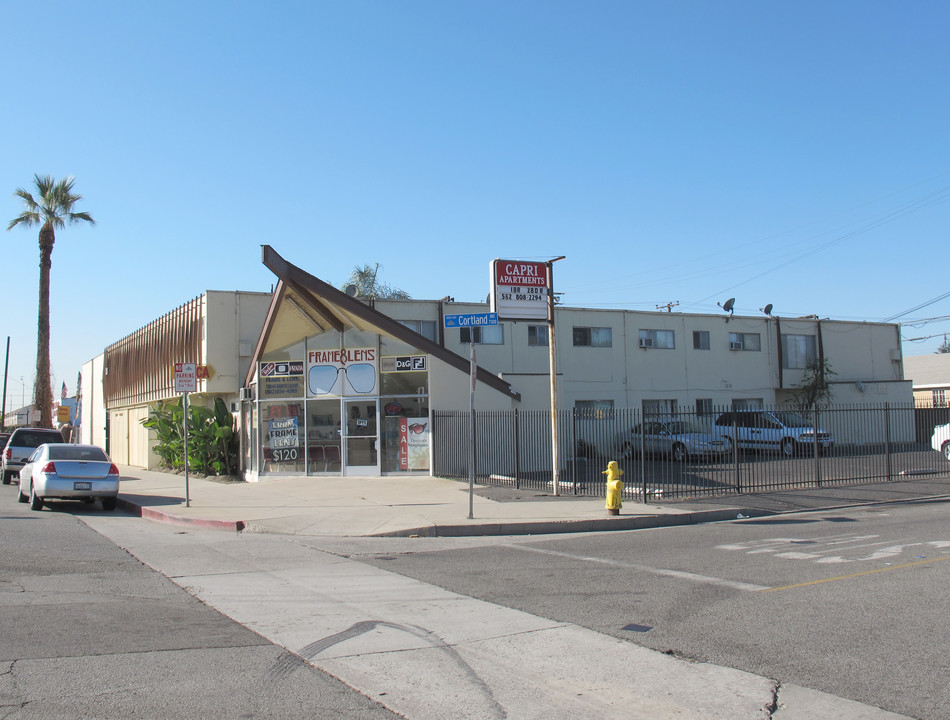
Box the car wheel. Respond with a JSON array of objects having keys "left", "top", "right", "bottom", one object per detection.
[
  {"left": 101, "top": 497, "right": 117, "bottom": 512},
  {"left": 29, "top": 482, "right": 43, "bottom": 511},
  {"left": 942, "top": 442, "right": 950, "bottom": 462},
  {"left": 780, "top": 438, "right": 797, "bottom": 457},
  {"left": 2, "top": 471, "right": 11, "bottom": 485},
  {"left": 671, "top": 443, "right": 688, "bottom": 463},
  {"left": 17, "top": 486, "right": 28, "bottom": 503}
]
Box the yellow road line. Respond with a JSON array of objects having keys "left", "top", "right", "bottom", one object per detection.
[{"left": 760, "top": 553, "right": 950, "bottom": 592}]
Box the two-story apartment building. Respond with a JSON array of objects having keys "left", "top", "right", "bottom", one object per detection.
[{"left": 81, "top": 246, "right": 911, "bottom": 480}]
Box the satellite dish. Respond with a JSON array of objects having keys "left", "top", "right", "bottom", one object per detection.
[
  {"left": 345, "top": 284, "right": 358, "bottom": 297},
  {"left": 719, "top": 298, "right": 735, "bottom": 313},
  {"left": 762, "top": 303, "right": 773, "bottom": 316}
]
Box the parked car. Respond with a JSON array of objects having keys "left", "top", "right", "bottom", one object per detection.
[
  {"left": 17, "top": 443, "right": 120, "bottom": 511},
  {"left": 617, "top": 419, "right": 729, "bottom": 462},
  {"left": 714, "top": 410, "right": 834, "bottom": 456},
  {"left": 2, "top": 427, "right": 66, "bottom": 484},
  {"left": 931, "top": 423, "right": 950, "bottom": 460}
]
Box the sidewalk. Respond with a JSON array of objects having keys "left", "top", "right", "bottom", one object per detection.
[{"left": 113, "top": 465, "right": 950, "bottom": 537}]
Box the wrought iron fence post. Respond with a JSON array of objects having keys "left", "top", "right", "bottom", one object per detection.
[
  {"left": 884, "top": 402, "right": 892, "bottom": 481},
  {"left": 813, "top": 405, "right": 822, "bottom": 487},
  {"left": 733, "top": 411, "right": 741, "bottom": 493},
  {"left": 514, "top": 408, "right": 521, "bottom": 490},
  {"left": 571, "top": 406, "right": 578, "bottom": 495},
  {"left": 639, "top": 407, "right": 647, "bottom": 499}
]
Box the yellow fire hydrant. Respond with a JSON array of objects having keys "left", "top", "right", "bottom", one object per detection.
[{"left": 603, "top": 460, "right": 624, "bottom": 515}]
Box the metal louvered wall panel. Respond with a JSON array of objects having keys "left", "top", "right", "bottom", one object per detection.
[{"left": 103, "top": 295, "right": 205, "bottom": 407}]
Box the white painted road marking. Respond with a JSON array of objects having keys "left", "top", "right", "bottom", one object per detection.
[{"left": 507, "top": 544, "right": 769, "bottom": 592}]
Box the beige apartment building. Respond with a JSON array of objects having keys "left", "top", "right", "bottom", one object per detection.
[{"left": 79, "top": 247, "right": 911, "bottom": 479}]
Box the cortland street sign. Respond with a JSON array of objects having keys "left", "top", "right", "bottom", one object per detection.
[
  {"left": 490, "top": 259, "right": 549, "bottom": 321},
  {"left": 443, "top": 312, "right": 499, "bottom": 328}
]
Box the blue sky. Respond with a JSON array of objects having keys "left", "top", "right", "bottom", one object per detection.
[{"left": 3, "top": 1, "right": 950, "bottom": 411}]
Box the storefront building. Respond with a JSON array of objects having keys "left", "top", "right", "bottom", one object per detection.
[{"left": 240, "top": 246, "right": 519, "bottom": 481}]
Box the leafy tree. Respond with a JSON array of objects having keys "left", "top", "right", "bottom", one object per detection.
[
  {"left": 340, "top": 263, "right": 410, "bottom": 299},
  {"left": 786, "top": 358, "right": 836, "bottom": 414},
  {"left": 7, "top": 175, "right": 94, "bottom": 428}
]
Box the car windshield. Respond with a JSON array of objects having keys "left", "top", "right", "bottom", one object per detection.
[
  {"left": 666, "top": 421, "right": 704, "bottom": 434},
  {"left": 48, "top": 446, "right": 108, "bottom": 462},
  {"left": 771, "top": 412, "right": 810, "bottom": 428}
]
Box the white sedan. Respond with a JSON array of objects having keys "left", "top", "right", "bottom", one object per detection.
[
  {"left": 932, "top": 424, "right": 950, "bottom": 461},
  {"left": 17, "top": 443, "right": 120, "bottom": 511}
]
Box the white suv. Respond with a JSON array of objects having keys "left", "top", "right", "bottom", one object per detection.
[{"left": 714, "top": 410, "right": 834, "bottom": 456}]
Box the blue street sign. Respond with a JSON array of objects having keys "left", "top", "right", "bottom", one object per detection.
[{"left": 444, "top": 312, "right": 499, "bottom": 328}]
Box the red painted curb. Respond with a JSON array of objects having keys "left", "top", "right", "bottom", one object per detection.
[{"left": 116, "top": 497, "right": 245, "bottom": 532}]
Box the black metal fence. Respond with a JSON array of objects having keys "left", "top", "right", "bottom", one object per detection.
[{"left": 432, "top": 403, "right": 950, "bottom": 501}]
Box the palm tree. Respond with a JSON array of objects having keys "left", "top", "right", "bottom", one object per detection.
[{"left": 7, "top": 175, "right": 94, "bottom": 428}]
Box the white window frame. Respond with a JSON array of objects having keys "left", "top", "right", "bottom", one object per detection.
[
  {"left": 693, "top": 331, "right": 710, "bottom": 350},
  {"left": 528, "top": 324, "right": 549, "bottom": 346},
  {"left": 782, "top": 334, "right": 817, "bottom": 369},
  {"left": 573, "top": 326, "right": 613, "bottom": 347},
  {"left": 460, "top": 325, "right": 504, "bottom": 345}
]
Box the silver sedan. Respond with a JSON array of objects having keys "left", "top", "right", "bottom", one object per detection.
[
  {"left": 618, "top": 419, "right": 729, "bottom": 462},
  {"left": 17, "top": 443, "right": 120, "bottom": 511}
]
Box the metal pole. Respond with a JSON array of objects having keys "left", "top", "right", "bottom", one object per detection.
[
  {"left": 1, "top": 337, "right": 9, "bottom": 429},
  {"left": 468, "top": 340, "right": 475, "bottom": 519},
  {"left": 183, "top": 392, "right": 191, "bottom": 507}
]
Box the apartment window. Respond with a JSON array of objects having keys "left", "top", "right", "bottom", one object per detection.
[
  {"left": 693, "top": 331, "right": 710, "bottom": 350},
  {"left": 781, "top": 334, "right": 817, "bottom": 369},
  {"left": 639, "top": 329, "right": 675, "bottom": 349},
  {"left": 574, "top": 400, "right": 614, "bottom": 414},
  {"left": 728, "top": 332, "right": 761, "bottom": 351},
  {"left": 642, "top": 399, "right": 677, "bottom": 417},
  {"left": 573, "top": 326, "right": 612, "bottom": 347},
  {"left": 398, "top": 319, "right": 437, "bottom": 342},
  {"left": 732, "top": 398, "right": 764, "bottom": 410},
  {"left": 933, "top": 389, "right": 947, "bottom": 408},
  {"left": 528, "top": 324, "right": 549, "bottom": 346},
  {"left": 460, "top": 325, "right": 504, "bottom": 344},
  {"left": 696, "top": 398, "right": 713, "bottom": 417}
]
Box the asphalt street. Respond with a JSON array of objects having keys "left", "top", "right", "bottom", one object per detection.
[{"left": 350, "top": 500, "right": 950, "bottom": 720}]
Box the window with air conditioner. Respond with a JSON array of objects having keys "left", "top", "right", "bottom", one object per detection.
[
  {"left": 729, "top": 332, "right": 761, "bottom": 351},
  {"left": 639, "top": 329, "right": 674, "bottom": 349}
]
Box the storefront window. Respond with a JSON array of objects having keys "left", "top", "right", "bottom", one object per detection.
[
  {"left": 260, "top": 400, "right": 305, "bottom": 473},
  {"left": 380, "top": 396, "right": 430, "bottom": 472}
]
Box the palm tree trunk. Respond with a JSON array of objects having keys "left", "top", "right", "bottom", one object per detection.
[{"left": 34, "top": 223, "right": 54, "bottom": 428}]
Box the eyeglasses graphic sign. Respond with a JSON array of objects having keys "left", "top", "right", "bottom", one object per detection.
[{"left": 308, "top": 362, "right": 377, "bottom": 396}]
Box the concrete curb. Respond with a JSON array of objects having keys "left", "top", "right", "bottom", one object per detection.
[
  {"left": 116, "top": 497, "right": 245, "bottom": 532},
  {"left": 367, "top": 507, "right": 772, "bottom": 537}
]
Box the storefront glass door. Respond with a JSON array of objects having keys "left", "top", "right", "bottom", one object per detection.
[{"left": 343, "top": 400, "right": 379, "bottom": 475}]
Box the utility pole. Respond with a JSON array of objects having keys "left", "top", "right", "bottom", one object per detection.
[{"left": 547, "top": 256, "right": 565, "bottom": 495}]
